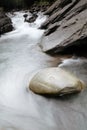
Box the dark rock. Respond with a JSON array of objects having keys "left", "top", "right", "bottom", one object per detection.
[
  {"left": 26, "top": 13, "right": 38, "bottom": 23},
  {"left": 29, "top": 3, "right": 50, "bottom": 14},
  {"left": 23, "top": 14, "right": 28, "bottom": 22},
  {"left": 40, "top": 0, "right": 87, "bottom": 56},
  {"left": 0, "top": 23, "right": 13, "bottom": 34},
  {"left": 44, "top": 23, "right": 60, "bottom": 36},
  {"left": 0, "top": 9, "right": 13, "bottom": 35}
]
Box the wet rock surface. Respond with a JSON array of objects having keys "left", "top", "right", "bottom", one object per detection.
[
  {"left": 40, "top": 0, "right": 87, "bottom": 55},
  {"left": 0, "top": 9, "right": 13, "bottom": 35},
  {"left": 29, "top": 68, "right": 84, "bottom": 95},
  {"left": 27, "top": 13, "right": 38, "bottom": 23}
]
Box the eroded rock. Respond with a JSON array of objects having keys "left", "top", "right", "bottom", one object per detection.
[{"left": 29, "top": 68, "right": 85, "bottom": 96}]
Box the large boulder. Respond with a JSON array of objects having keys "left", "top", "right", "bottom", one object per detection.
[
  {"left": 40, "top": 0, "right": 87, "bottom": 55},
  {"left": 29, "top": 68, "right": 85, "bottom": 96},
  {"left": 0, "top": 8, "right": 13, "bottom": 35}
]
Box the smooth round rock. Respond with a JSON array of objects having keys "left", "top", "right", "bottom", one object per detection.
[{"left": 29, "top": 68, "right": 85, "bottom": 95}]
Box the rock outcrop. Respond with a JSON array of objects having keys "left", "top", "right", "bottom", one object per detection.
[
  {"left": 0, "top": 8, "right": 13, "bottom": 35},
  {"left": 29, "top": 68, "right": 85, "bottom": 95},
  {"left": 40, "top": 0, "right": 87, "bottom": 55}
]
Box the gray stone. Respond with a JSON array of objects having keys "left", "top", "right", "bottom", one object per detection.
[{"left": 40, "top": 0, "right": 87, "bottom": 55}]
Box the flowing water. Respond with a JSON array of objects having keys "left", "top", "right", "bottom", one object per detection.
[
  {"left": 0, "top": 11, "right": 87, "bottom": 130},
  {"left": 0, "top": 12, "right": 58, "bottom": 130}
]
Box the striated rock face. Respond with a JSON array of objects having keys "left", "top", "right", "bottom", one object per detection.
[
  {"left": 40, "top": 0, "right": 87, "bottom": 55},
  {"left": 0, "top": 9, "right": 13, "bottom": 35},
  {"left": 29, "top": 68, "right": 85, "bottom": 96}
]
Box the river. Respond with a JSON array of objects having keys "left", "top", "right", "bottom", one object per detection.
[
  {"left": 0, "top": 11, "right": 87, "bottom": 130},
  {"left": 0, "top": 11, "right": 58, "bottom": 130}
]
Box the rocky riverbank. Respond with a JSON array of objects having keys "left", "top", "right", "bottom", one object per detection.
[
  {"left": 23, "top": 2, "right": 51, "bottom": 23},
  {"left": 40, "top": 0, "right": 87, "bottom": 84},
  {"left": 0, "top": 8, "right": 13, "bottom": 35},
  {"left": 29, "top": 0, "right": 87, "bottom": 95},
  {"left": 40, "top": 0, "right": 87, "bottom": 56}
]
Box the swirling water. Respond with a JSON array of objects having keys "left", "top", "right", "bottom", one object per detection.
[{"left": 0, "top": 12, "right": 58, "bottom": 130}]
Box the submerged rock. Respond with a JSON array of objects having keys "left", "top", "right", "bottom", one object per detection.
[
  {"left": 23, "top": 14, "right": 28, "bottom": 22},
  {"left": 0, "top": 9, "right": 13, "bottom": 35},
  {"left": 29, "top": 68, "right": 85, "bottom": 96},
  {"left": 26, "top": 13, "right": 38, "bottom": 23}
]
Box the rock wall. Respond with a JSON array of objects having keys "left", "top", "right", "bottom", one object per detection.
[
  {"left": 40, "top": 0, "right": 87, "bottom": 56},
  {"left": 0, "top": 8, "right": 13, "bottom": 35}
]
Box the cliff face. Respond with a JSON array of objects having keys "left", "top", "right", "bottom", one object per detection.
[
  {"left": 40, "top": 0, "right": 87, "bottom": 56},
  {"left": 0, "top": 9, "right": 13, "bottom": 35}
]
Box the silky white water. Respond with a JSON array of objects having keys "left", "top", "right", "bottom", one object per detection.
[{"left": 0, "top": 12, "right": 59, "bottom": 130}]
